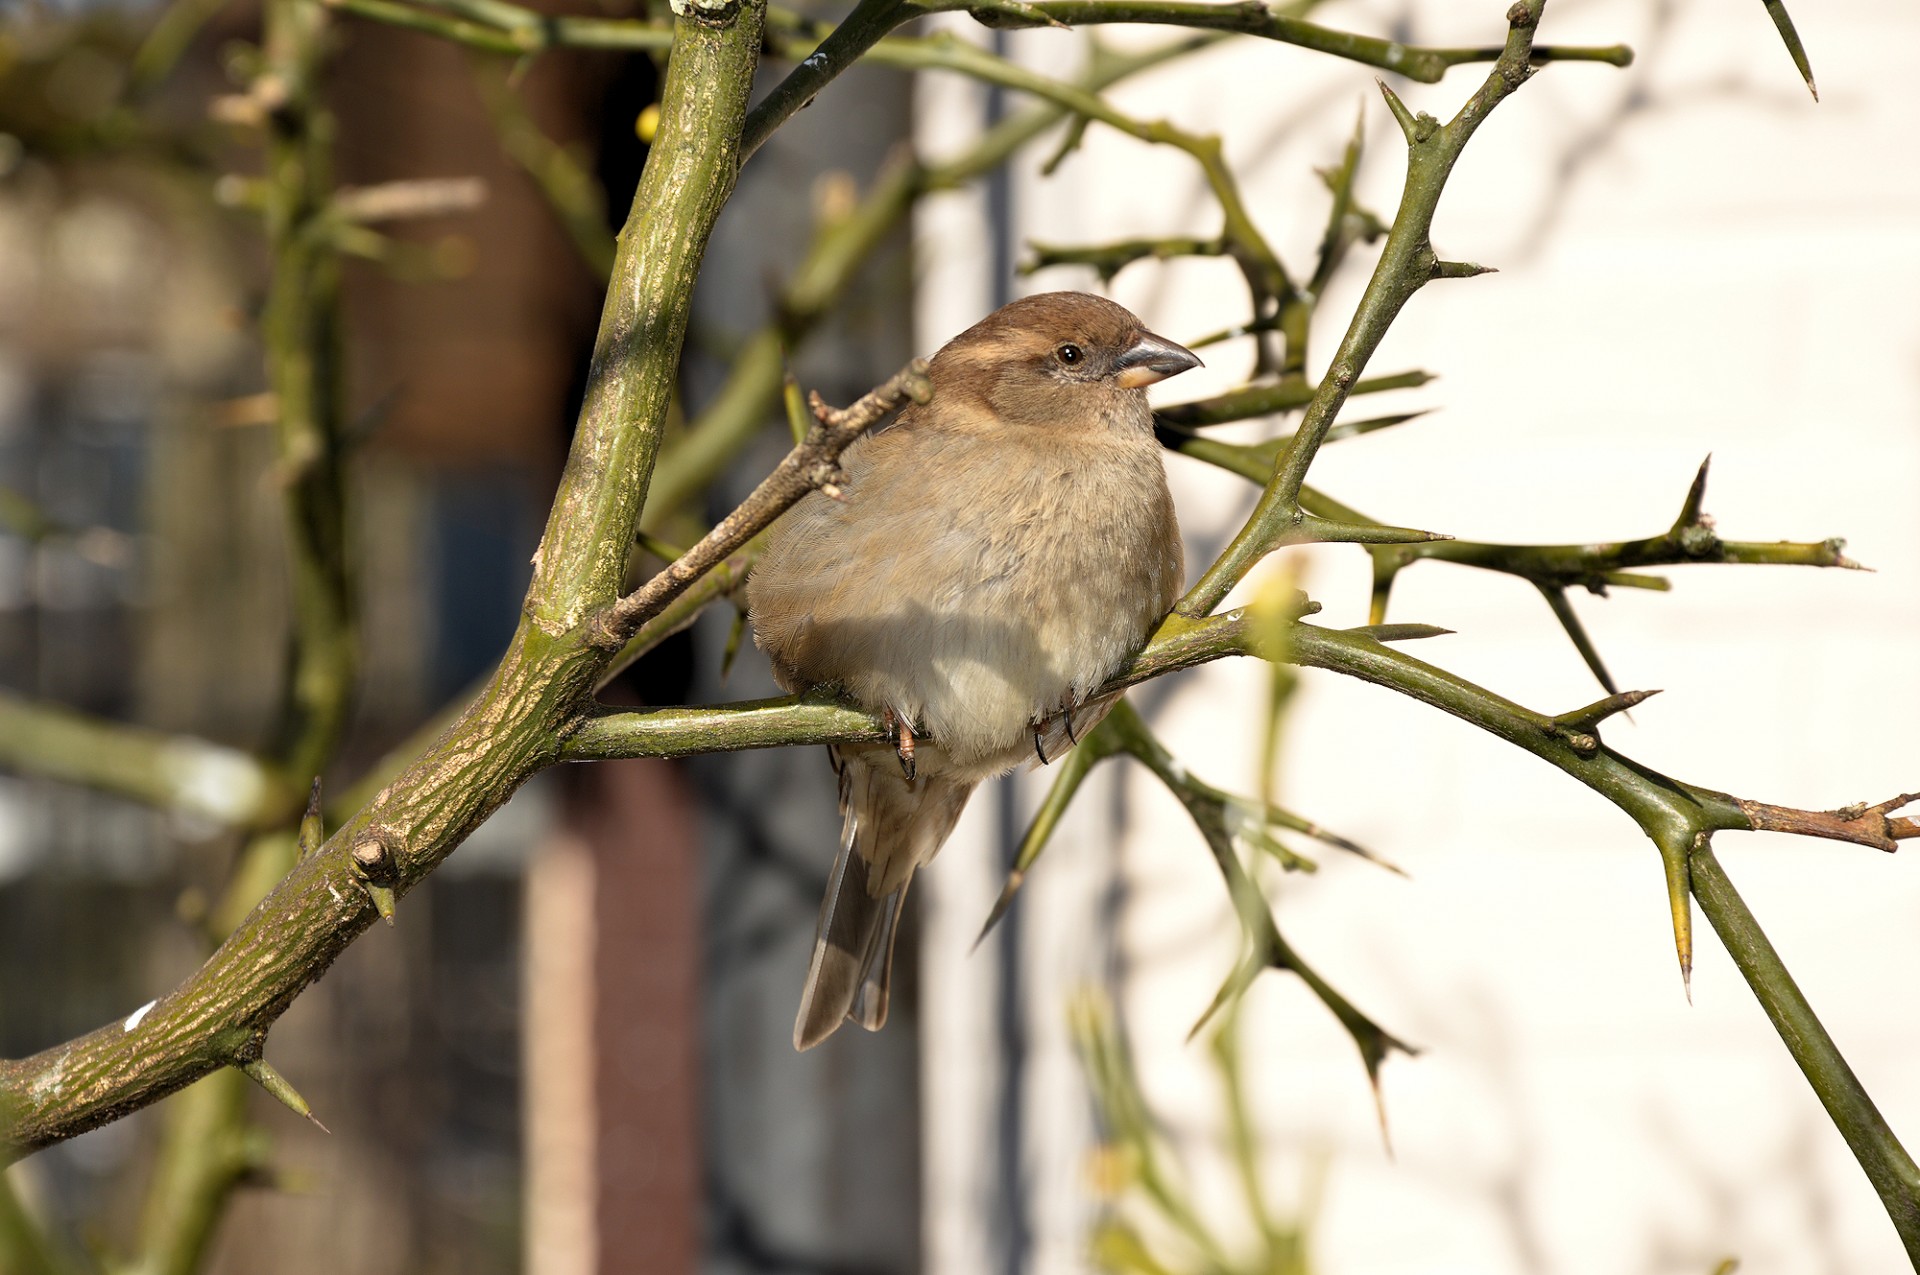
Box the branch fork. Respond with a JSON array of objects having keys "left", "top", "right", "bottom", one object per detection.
[{"left": 1738, "top": 792, "right": 1920, "bottom": 853}]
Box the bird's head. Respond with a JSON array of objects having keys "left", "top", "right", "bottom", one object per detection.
[{"left": 928, "top": 292, "right": 1203, "bottom": 431}]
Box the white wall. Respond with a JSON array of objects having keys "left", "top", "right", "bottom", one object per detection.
[{"left": 917, "top": 3, "right": 1920, "bottom": 1272}]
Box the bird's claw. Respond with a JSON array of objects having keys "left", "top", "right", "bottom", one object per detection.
[
  {"left": 886, "top": 708, "right": 916, "bottom": 781},
  {"left": 1032, "top": 700, "right": 1084, "bottom": 767}
]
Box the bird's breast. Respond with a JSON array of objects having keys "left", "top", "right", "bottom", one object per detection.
[{"left": 748, "top": 424, "right": 1182, "bottom": 774}]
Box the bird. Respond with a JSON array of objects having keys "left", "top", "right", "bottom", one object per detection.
[{"left": 746, "top": 291, "right": 1200, "bottom": 1050}]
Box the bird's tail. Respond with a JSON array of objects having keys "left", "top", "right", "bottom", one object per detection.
[{"left": 794, "top": 748, "right": 972, "bottom": 1050}]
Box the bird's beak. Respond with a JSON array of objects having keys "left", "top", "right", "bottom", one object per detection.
[{"left": 1113, "top": 330, "right": 1204, "bottom": 388}]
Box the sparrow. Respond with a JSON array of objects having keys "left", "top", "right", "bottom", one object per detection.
[{"left": 746, "top": 291, "right": 1200, "bottom": 1050}]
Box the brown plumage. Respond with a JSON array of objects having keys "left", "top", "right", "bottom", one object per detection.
[{"left": 746, "top": 291, "right": 1199, "bottom": 1049}]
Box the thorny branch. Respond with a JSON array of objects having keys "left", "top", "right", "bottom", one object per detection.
[{"left": 1, "top": 0, "right": 1913, "bottom": 1264}]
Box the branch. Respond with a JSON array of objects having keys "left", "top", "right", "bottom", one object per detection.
[
  {"left": 856, "top": 26, "right": 1301, "bottom": 366},
  {"left": 1022, "top": 233, "right": 1226, "bottom": 282},
  {"left": 958, "top": 0, "right": 1629, "bottom": 84},
  {"left": 254, "top": 0, "right": 358, "bottom": 788},
  {"left": 561, "top": 608, "right": 1262, "bottom": 761},
  {"left": 330, "top": 176, "right": 486, "bottom": 222},
  {"left": 1275, "top": 620, "right": 1920, "bottom": 1258},
  {"left": 1737, "top": 793, "right": 1920, "bottom": 852},
  {"left": 328, "top": 0, "right": 1630, "bottom": 136},
  {"left": 0, "top": 1170, "right": 73, "bottom": 1275},
  {"left": 0, "top": 692, "right": 287, "bottom": 827},
  {"left": 1179, "top": 1, "right": 1554, "bottom": 616},
  {"left": 523, "top": 2, "right": 762, "bottom": 634},
  {"left": 1170, "top": 443, "right": 1861, "bottom": 693},
  {"left": 118, "top": 1, "right": 358, "bottom": 1262},
  {"left": 1690, "top": 848, "right": 1919, "bottom": 1251},
  {"left": 743, "top": 0, "right": 919, "bottom": 162},
  {"left": 1156, "top": 368, "right": 1434, "bottom": 428},
  {"left": 473, "top": 63, "right": 617, "bottom": 281},
  {"left": 640, "top": 34, "right": 1225, "bottom": 524},
  {"left": 0, "top": 0, "right": 768, "bottom": 1163}
]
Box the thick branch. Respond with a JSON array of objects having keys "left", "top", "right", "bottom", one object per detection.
[
  {"left": 262, "top": 0, "right": 356, "bottom": 785},
  {"left": 0, "top": 0, "right": 767, "bottom": 1162},
  {"left": 522, "top": 2, "right": 762, "bottom": 634}
]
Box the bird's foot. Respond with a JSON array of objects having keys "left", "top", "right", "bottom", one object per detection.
[{"left": 884, "top": 708, "right": 916, "bottom": 781}]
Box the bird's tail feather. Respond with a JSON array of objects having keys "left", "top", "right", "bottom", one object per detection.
[{"left": 793, "top": 748, "right": 971, "bottom": 1050}]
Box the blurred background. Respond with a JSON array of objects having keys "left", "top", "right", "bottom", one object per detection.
[{"left": 0, "top": 1, "right": 1915, "bottom": 1273}]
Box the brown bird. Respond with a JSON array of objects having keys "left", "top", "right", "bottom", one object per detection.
[{"left": 746, "top": 291, "right": 1200, "bottom": 1050}]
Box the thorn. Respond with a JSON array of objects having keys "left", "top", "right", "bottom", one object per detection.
[
  {"left": 363, "top": 881, "right": 397, "bottom": 926},
  {"left": 1344, "top": 623, "right": 1453, "bottom": 644},
  {"left": 1552, "top": 689, "right": 1662, "bottom": 750},
  {"left": 1431, "top": 259, "right": 1497, "bottom": 280},
  {"left": 1370, "top": 1070, "right": 1395, "bottom": 1160},
  {"left": 972, "top": 871, "right": 1025, "bottom": 952},
  {"left": 1672, "top": 455, "right": 1712, "bottom": 532},
  {"left": 1662, "top": 839, "right": 1695, "bottom": 1002},
  {"left": 242, "top": 1059, "right": 330, "bottom": 1134},
  {"left": 296, "top": 777, "right": 323, "bottom": 861},
  {"left": 1539, "top": 585, "right": 1623, "bottom": 698},
  {"left": 1376, "top": 78, "right": 1418, "bottom": 143},
  {"left": 1296, "top": 517, "right": 1451, "bottom": 546},
  {"left": 1760, "top": 0, "right": 1818, "bottom": 102},
  {"left": 1189, "top": 956, "right": 1259, "bottom": 1041},
  {"left": 1600, "top": 571, "right": 1671, "bottom": 592}
]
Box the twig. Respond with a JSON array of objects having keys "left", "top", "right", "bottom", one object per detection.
[
  {"left": 1737, "top": 793, "right": 1920, "bottom": 853},
  {"left": 1022, "top": 233, "right": 1226, "bottom": 281},
  {"left": 1156, "top": 369, "right": 1434, "bottom": 428},
  {"left": 0, "top": 693, "right": 287, "bottom": 828},
  {"left": 590, "top": 360, "right": 932, "bottom": 648},
  {"left": 641, "top": 34, "right": 1225, "bottom": 523},
  {"left": 0, "top": 1170, "right": 72, "bottom": 1275},
  {"left": 473, "top": 63, "right": 617, "bottom": 280},
  {"left": 330, "top": 176, "right": 487, "bottom": 222}
]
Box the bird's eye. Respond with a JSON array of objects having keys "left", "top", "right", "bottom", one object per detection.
[{"left": 1057, "top": 343, "right": 1084, "bottom": 365}]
